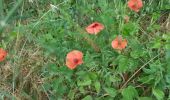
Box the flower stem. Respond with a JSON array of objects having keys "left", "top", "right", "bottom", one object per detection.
[
  {"left": 0, "top": 0, "right": 4, "bottom": 20},
  {"left": 0, "top": 0, "right": 23, "bottom": 33}
]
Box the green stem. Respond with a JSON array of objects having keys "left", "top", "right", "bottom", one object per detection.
[
  {"left": 0, "top": 0, "right": 3, "bottom": 19},
  {"left": 4, "top": 0, "right": 23, "bottom": 23},
  {"left": 0, "top": 0, "right": 23, "bottom": 33}
]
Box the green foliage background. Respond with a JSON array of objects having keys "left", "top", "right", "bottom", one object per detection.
[{"left": 0, "top": 0, "right": 170, "bottom": 100}]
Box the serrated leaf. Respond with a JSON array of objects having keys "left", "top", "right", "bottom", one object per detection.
[
  {"left": 138, "top": 75, "right": 154, "bottom": 84},
  {"left": 122, "top": 86, "right": 138, "bottom": 100},
  {"left": 152, "top": 88, "right": 164, "bottom": 100},
  {"left": 138, "top": 97, "right": 153, "bottom": 100},
  {"left": 130, "top": 50, "right": 141, "bottom": 59},
  {"left": 88, "top": 72, "right": 98, "bottom": 80},
  {"left": 104, "top": 88, "right": 117, "bottom": 97},
  {"left": 118, "top": 56, "right": 129, "bottom": 72},
  {"left": 82, "top": 95, "right": 92, "bottom": 100},
  {"left": 94, "top": 81, "right": 100, "bottom": 93},
  {"left": 98, "top": 0, "right": 108, "bottom": 10},
  {"left": 152, "top": 42, "right": 161, "bottom": 49},
  {"left": 128, "top": 59, "right": 139, "bottom": 71},
  {"left": 122, "top": 22, "right": 139, "bottom": 36},
  {"left": 77, "top": 79, "right": 91, "bottom": 86},
  {"left": 165, "top": 74, "right": 170, "bottom": 84}
]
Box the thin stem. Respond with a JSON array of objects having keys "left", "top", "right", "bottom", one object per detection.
[
  {"left": 4, "top": 0, "right": 23, "bottom": 23},
  {"left": 0, "top": 0, "right": 4, "bottom": 19},
  {"left": 77, "top": 28, "right": 101, "bottom": 52},
  {"left": 84, "top": 36, "right": 101, "bottom": 52},
  {"left": 120, "top": 53, "right": 160, "bottom": 89},
  {"left": 0, "top": 0, "right": 23, "bottom": 32}
]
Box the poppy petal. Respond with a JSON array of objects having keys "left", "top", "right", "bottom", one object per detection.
[
  {"left": 128, "top": 0, "right": 143, "bottom": 12},
  {"left": 0, "top": 48, "right": 7, "bottom": 62},
  {"left": 112, "top": 38, "right": 119, "bottom": 49},
  {"left": 66, "top": 59, "right": 77, "bottom": 69},
  {"left": 86, "top": 22, "right": 104, "bottom": 34},
  {"left": 111, "top": 36, "right": 128, "bottom": 50},
  {"left": 120, "top": 39, "right": 128, "bottom": 49},
  {"left": 66, "top": 50, "right": 83, "bottom": 69}
]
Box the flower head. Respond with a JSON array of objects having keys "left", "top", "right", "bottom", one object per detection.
[
  {"left": 0, "top": 48, "right": 7, "bottom": 62},
  {"left": 66, "top": 50, "right": 83, "bottom": 69},
  {"left": 86, "top": 22, "right": 104, "bottom": 34},
  {"left": 128, "top": 0, "right": 143, "bottom": 12},
  {"left": 111, "top": 36, "right": 127, "bottom": 50}
]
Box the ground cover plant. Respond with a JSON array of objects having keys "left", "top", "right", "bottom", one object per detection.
[{"left": 0, "top": 0, "right": 170, "bottom": 99}]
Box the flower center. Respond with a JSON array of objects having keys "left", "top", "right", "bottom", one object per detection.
[
  {"left": 117, "top": 36, "right": 122, "bottom": 46},
  {"left": 92, "top": 23, "right": 99, "bottom": 28},
  {"left": 73, "top": 59, "right": 79, "bottom": 64},
  {"left": 118, "top": 41, "right": 122, "bottom": 46},
  {"left": 132, "top": 2, "right": 138, "bottom": 8}
]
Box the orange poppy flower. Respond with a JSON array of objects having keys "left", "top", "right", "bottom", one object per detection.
[
  {"left": 85, "top": 22, "right": 104, "bottom": 34},
  {"left": 66, "top": 50, "right": 83, "bottom": 69},
  {"left": 0, "top": 48, "right": 7, "bottom": 62},
  {"left": 111, "top": 36, "right": 127, "bottom": 50},
  {"left": 128, "top": 0, "right": 143, "bottom": 12}
]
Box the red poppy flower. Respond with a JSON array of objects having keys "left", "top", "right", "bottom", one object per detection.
[
  {"left": 128, "top": 0, "right": 143, "bottom": 12},
  {"left": 66, "top": 50, "right": 83, "bottom": 69},
  {"left": 111, "top": 36, "right": 127, "bottom": 50},
  {"left": 0, "top": 48, "right": 7, "bottom": 62},
  {"left": 85, "top": 22, "right": 104, "bottom": 35}
]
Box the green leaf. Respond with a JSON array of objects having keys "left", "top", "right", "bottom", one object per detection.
[
  {"left": 165, "top": 44, "right": 170, "bottom": 50},
  {"left": 138, "top": 75, "right": 154, "bottom": 84},
  {"left": 152, "top": 42, "right": 161, "bottom": 49},
  {"left": 152, "top": 88, "right": 164, "bottom": 100},
  {"left": 151, "top": 38, "right": 162, "bottom": 49},
  {"left": 68, "top": 90, "right": 75, "bottom": 100},
  {"left": 128, "top": 59, "right": 139, "bottom": 71},
  {"left": 47, "top": 63, "right": 58, "bottom": 74},
  {"left": 77, "top": 79, "right": 91, "bottom": 86},
  {"left": 88, "top": 72, "right": 98, "bottom": 80},
  {"left": 104, "top": 87, "right": 117, "bottom": 97},
  {"left": 122, "top": 86, "right": 138, "bottom": 100},
  {"left": 165, "top": 74, "right": 170, "bottom": 84},
  {"left": 130, "top": 50, "right": 141, "bottom": 59},
  {"left": 138, "top": 97, "right": 153, "bottom": 100},
  {"left": 84, "top": 52, "right": 96, "bottom": 67},
  {"left": 94, "top": 81, "right": 101, "bottom": 93},
  {"left": 118, "top": 56, "right": 129, "bottom": 72},
  {"left": 163, "top": 34, "right": 170, "bottom": 40},
  {"left": 122, "top": 22, "right": 139, "bottom": 36},
  {"left": 82, "top": 95, "right": 93, "bottom": 100},
  {"left": 152, "top": 12, "right": 160, "bottom": 20},
  {"left": 98, "top": 0, "right": 108, "bottom": 10},
  {"left": 166, "top": 49, "right": 170, "bottom": 69},
  {"left": 79, "top": 87, "right": 85, "bottom": 93}
]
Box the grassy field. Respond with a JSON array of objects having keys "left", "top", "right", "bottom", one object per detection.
[{"left": 0, "top": 0, "right": 170, "bottom": 100}]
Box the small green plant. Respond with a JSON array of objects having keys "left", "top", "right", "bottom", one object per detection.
[{"left": 0, "top": 0, "right": 170, "bottom": 100}]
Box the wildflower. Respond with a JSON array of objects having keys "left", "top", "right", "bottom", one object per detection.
[
  {"left": 66, "top": 50, "right": 83, "bottom": 69},
  {"left": 86, "top": 22, "right": 104, "bottom": 34},
  {"left": 111, "top": 36, "right": 127, "bottom": 50},
  {"left": 128, "top": 0, "right": 143, "bottom": 12},
  {"left": 0, "top": 48, "right": 7, "bottom": 62}
]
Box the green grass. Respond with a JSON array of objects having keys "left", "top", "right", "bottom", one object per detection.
[{"left": 0, "top": 0, "right": 170, "bottom": 100}]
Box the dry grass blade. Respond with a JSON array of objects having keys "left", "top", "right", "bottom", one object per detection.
[{"left": 120, "top": 53, "right": 161, "bottom": 89}]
